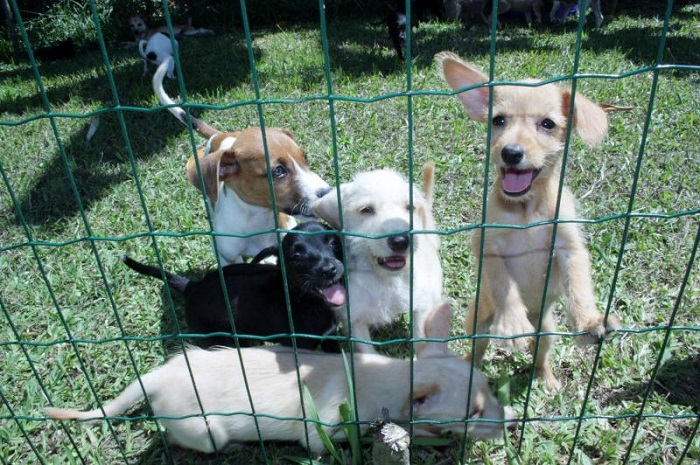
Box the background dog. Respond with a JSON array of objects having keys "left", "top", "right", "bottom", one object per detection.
[
  {"left": 122, "top": 221, "right": 345, "bottom": 351},
  {"left": 45, "top": 303, "right": 513, "bottom": 454},
  {"left": 138, "top": 32, "right": 176, "bottom": 78},
  {"left": 128, "top": 15, "right": 214, "bottom": 42},
  {"left": 436, "top": 52, "right": 620, "bottom": 391},
  {"left": 313, "top": 163, "right": 443, "bottom": 353},
  {"left": 152, "top": 59, "right": 330, "bottom": 264}
]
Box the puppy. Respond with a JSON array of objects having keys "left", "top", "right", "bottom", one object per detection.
[
  {"left": 122, "top": 221, "right": 345, "bottom": 351},
  {"left": 152, "top": 58, "right": 330, "bottom": 264},
  {"left": 313, "top": 163, "right": 443, "bottom": 353},
  {"left": 377, "top": 0, "right": 445, "bottom": 59},
  {"left": 45, "top": 303, "right": 513, "bottom": 454},
  {"left": 550, "top": 0, "right": 604, "bottom": 27},
  {"left": 138, "top": 32, "right": 176, "bottom": 78},
  {"left": 436, "top": 52, "right": 620, "bottom": 391},
  {"left": 128, "top": 15, "right": 214, "bottom": 42}
]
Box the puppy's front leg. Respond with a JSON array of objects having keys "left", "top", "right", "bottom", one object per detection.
[
  {"left": 474, "top": 229, "right": 536, "bottom": 350},
  {"left": 350, "top": 322, "right": 377, "bottom": 354},
  {"left": 557, "top": 224, "right": 620, "bottom": 344}
]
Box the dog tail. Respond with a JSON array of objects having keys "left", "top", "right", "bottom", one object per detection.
[
  {"left": 138, "top": 39, "right": 148, "bottom": 59},
  {"left": 422, "top": 161, "right": 435, "bottom": 206},
  {"left": 152, "top": 58, "right": 221, "bottom": 140},
  {"left": 45, "top": 369, "right": 161, "bottom": 423},
  {"left": 121, "top": 254, "right": 190, "bottom": 293}
]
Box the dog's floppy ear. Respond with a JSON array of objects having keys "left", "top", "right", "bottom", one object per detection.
[
  {"left": 562, "top": 90, "right": 609, "bottom": 147},
  {"left": 417, "top": 302, "right": 453, "bottom": 358},
  {"left": 436, "top": 52, "right": 490, "bottom": 122},
  {"left": 312, "top": 188, "right": 342, "bottom": 229},
  {"left": 404, "top": 383, "right": 441, "bottom": 418},
  {"left": 185, "top": 149, "right": 240, "bottom": 207}
]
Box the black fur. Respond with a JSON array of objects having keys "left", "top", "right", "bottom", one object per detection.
[
  {"left": 378, "top": 0, "right": 445, "bottom": 59},
  {"left": 122, "top": 221, "right": 345, "bottom": 351}
]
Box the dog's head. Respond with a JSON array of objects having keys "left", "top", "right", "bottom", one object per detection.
[
  {"left": 313, "top": 166, "right": 433, "bottom": 275},
  {"left": 405, "top": 303, "right": 515, "bottom": 439},
  {"left": 128, "top": 15, "right": 148, "bottom": 41},
  {"left": 186, "top": 127, "right": 330, "bottom": 215},
  {"left": 281, "top": 221, "right": 346, "bottom": 307},
  {"left": 436, "top": 51, "right": 608, "bottom": 203}
]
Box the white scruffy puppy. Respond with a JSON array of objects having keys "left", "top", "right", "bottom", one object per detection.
[
  {"left": 139, "top": 32, "right": 176, "bottom": 78},
  {"left": 313, "top": 163, "right": 443, "bottom": 353}
]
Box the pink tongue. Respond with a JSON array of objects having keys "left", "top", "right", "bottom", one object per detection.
[
  {"left": 383, "top": 257, "right": 406, "bottom": 269},
  {"left": 502, "top": 169, "right": 534, "bottom": 194},
  {"left": 322, "top": 283, "right": 346, "bottom": 306}
]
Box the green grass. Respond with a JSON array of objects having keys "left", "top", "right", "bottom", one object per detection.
[{"left": 1, "top": 2, "right": 699, "bottom": 463}]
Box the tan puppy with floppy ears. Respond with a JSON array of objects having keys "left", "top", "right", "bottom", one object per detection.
[
  {"left": 436, "top": 52, "right": 620, "bottom": 391},
  {"left": 153, "top": 59, "right": 330, "bottom": 264},
  {"left": 45, "top": 304, "right": 513, "bottom": 454}
]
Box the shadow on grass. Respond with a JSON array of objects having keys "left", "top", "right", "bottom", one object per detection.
[
  {"left": 603, "top": 354, "right": 700, "bottom": 411},
  {"left": 5, "top": 34, "right": 254, "bottom": 229}
]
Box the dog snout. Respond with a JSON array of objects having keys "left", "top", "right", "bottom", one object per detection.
[
  {"left": 501, "top": 145, "right": 524, "bottom": 166},
  {"left": 387, "top": 234, "right": 409, "bottom": 253},
  {"left": 321, "top": 262, "right": 338, "bottom": 280},
  {"left": 316, "top": 186, "right": 332, "bottom": 198}
]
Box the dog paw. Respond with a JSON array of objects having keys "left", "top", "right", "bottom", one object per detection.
[
  {"left": 490, "top": 314, "right": 535, "bottom": 350},
  {"left": 538, "top": 370, "right": 562, "bottom": 393},
  {"left": 575, "top": 313, "right": 621, "bottom": 345}
]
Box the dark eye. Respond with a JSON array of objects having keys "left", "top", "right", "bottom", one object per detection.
[
  {"left": 359, "top": 206, "right": 375, "bottom": 215},
  {"left": 492, "top": 115, "right": 505, "bottom": 126},
  {"left": 541, "top": 118, "right": 555, "bottom": 129},
  {"left": 406, "top": 204, "right": 415, "bottom": 213},
  {"left": 273, "top": 165, "right": 288, "bottom": 178}
]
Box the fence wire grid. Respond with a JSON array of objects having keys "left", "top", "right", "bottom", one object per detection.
[{"left": 1, "top": 0, "right": 699, "bottom": 463}]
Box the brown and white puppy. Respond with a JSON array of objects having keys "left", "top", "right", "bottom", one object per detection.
[
  {"left": 313, "top": 164, "right": 443, "bottom": 354},
  {"left": 153, "top": 58, "right": 330, "bottom": 264},
  {"left": 45, "top": 303, "right": 513, "bottom": 454},
  {"left": 128, "top": 15, "right": 214, "bottom": 43},
  {"left": 436, "top": 52, "right": 620, "bottom": 391}
]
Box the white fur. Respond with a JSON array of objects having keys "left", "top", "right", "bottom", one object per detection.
[
  {"left": 45, "top": 305, "right": 512, "bottom": 454},
  {"left": 138, "top": 33, "right": 175, "bottom": 79},
  {"left": 313, "top": 166, "right": 443, "bottom": 353}
]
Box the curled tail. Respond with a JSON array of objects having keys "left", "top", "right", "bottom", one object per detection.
[
  {"left": 152, "top": 58, "right": 220, "bottom": 140},
  {"left": 138, "top": 39, "right": 148, "bottom": 59},
  {"left": 45, "top": 370, "right": 159, "bottom": 422},
  {"left": 121, "top": 254, "right": 189, "bottom": 293}
]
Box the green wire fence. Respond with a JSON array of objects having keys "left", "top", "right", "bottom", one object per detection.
[{"left": 1, "top": 0, "right": 698, "bottom": 463}]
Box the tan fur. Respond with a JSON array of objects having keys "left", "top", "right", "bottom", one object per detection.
[
  {"left": 436, "top": 52, "right": 620, "bottom": 391},
  {"left": 45, "top": 304, "right": 512, "bottom": 454}
]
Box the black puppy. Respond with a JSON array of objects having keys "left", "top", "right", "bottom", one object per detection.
[
  {"left": 122, "top": 221, "right": 346, "bottom": 351},
  {"left": 378, "top": 0, "right": 445, "bottom": 59}
]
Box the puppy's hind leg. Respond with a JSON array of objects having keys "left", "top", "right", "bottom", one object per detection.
[
  {"left": 530, "top": 308, "right": 561, "bottom": 392},
  {"left": 464, "top": 298, "right": 491, "bottom": 366}
]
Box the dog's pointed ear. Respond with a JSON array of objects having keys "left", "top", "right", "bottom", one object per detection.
[
  {"left": 562, "top": 90, "right": 609, "bottom": 147},
  {"left": 312, "top": 188, "right": 342, "bottom": 229},
  {"left": 417, "top": 302, "right": 453, "bottom": 358},
  {"left": 436, "top": 52, "right": 490, "bottom": 122},
  {"left": 185, "top": 149, "right": 240, "bottom": 207},
  {"left": 404, "top": 383, "right": 441, "bottom": 417}
]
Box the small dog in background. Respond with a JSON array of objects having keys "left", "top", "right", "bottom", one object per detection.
[
  {"left": 45, "top": 303, "right": 513, "bottom": 454},
  {"left": 491, "top": 0, "right": 545, "bottom": 26},
  {"left": 139, "top": 32, "right": 176, "bottom": 78},
  {"left": 313, "top": 163, "right": 443, "bottom": 354},
  {"left": 122, "top": 221, "right": 345, "bottom": 351},
  {"left": 128, "top": 15, "right": 214, "bottom": 42},
  {"left": 436, "top": 52, "right": 620, "bottom": 391}
]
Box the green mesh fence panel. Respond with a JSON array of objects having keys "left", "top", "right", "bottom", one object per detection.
[{"left": 1, "top": 0, "right": 698, "bottom": 463}]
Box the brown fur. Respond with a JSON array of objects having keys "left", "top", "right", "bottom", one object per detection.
[{"left": 436, "top": 52, "right": 621, "bottom": 391}]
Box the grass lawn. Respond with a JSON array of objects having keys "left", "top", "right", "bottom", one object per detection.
[{"left": 1, "top": 1, "right": 699, "bottom": 463}]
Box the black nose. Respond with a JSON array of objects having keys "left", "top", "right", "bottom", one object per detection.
[
  {"left": 388, "top": 234, "right": 409, "bottom": 253},
  {"left": 321, "top": 262, "right": 337, "bottom": 280},
  {"left": 501, "top": 145, "right": 524, "bottom": 165},
  {"left": 316, "top": 186, "right": 332, "bottom": 198}
]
